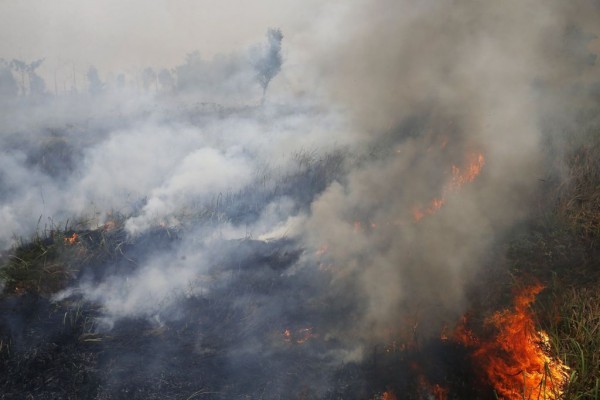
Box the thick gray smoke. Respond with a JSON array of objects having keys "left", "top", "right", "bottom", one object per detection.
[
  {"left": 0, "top": 0, "right": 598, "bottom": 396},
  {"left": 285, "top": 0, "right": 599, "bottom": 349}
]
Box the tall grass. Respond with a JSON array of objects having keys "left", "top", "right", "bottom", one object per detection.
[{"left": 537, "top": 286, "right": 600, "bottom": 400}]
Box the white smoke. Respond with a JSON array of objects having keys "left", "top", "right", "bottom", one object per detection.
[{"left": 1, "top": 0, "right": 597, "bottom": 376}]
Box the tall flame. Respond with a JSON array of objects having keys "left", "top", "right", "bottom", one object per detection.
[{"left": 455, "top": 285, "right": 569, "bottom": 399}]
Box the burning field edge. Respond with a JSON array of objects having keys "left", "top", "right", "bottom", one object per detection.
[
  {"left": 0, "top": 127, "right": 598, "bottom": 399},
  {"left": 0, "top": 9, "right": 599, "bottom": 397}
]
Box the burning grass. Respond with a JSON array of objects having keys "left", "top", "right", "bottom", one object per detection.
[
  {"left": 455, "top": 285, "right": 570, "bottom": 399},
  {"left": 412, "top": 150, "right": 485, "bottom": 222},
  {"left": 0, "top": 156, "right": 598, "bottom": 399},
  {"left": 0, "top": 112, "right": 598, "bottom": 399}
]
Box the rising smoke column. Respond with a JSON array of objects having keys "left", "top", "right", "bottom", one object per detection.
[{"left": 286, "top": 0, "right": 599, "bottom": 354}]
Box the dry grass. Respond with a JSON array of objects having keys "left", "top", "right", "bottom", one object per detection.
[
  {"left": 536, "top": 286, "right": 600, "bottom": 400},
  {"left": 0, "top": 232, "right": 72, "bottom": 295},
  {"left": 529, "top": 125, "right": 600, "bottom": 399},
  {"left": 555, "top": 140, "right": 600, "bottom": 248}
]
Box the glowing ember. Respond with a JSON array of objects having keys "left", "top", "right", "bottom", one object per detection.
[
  {"left": 440, "top": 324, "right": 449, "bottom": 341},
  {"left": 380, "top": 391, "right": 397, "bottom": 400},
  {"left": 412, "top": 207, "right": 425, "bottom": 222},
  {"left": 315, "top": 244, "right": 329, "bottom": 257},
  {"left": 413, "top": 151, "right": 485, "bottom": 221},
  {"left": 103, "top": 220, "right": 117, "bottom": 231},
  {"left": 282, "top": 327, "right": 318, "bottom": 344},
  {"left": 415, "top": 368, "right": 449, "bottom": 400},
  {"left": 64, "top": 233, "right": 78, "bottom": 245},
  {"left": 455, "top": 285, "right": 569, "bottom": 399},
  {"left": 432, "top": 384, "right": 449, "bottom": 400},
  {"left": 295, "top": 327, "right": 317, "bottom": 344}
]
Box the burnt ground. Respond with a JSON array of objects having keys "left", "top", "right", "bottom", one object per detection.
[{"left": 0, "top": 226, "right": 495, "bottom": 400}]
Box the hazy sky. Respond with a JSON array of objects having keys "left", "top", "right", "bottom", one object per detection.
[{"left": 0, "top": 0, "right": 333, "bottom": 81}]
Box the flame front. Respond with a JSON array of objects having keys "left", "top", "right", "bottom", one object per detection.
[
  {"left": 413, "top": 151, "right": 485, "bottom": 221},
  {"left": 64, "top": 233, "right": 78, "bottom": 245},
  {"left": 455, "top": 285, "right": 569, "bottom": 399},
  {"left": 381, "top": 391, "right": 397, "bottom": 400},
  {"left": 282, "top": 327, "right": 318, "bottom": 344}
]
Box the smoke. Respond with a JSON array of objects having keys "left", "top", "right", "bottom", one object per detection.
[
  {"left": 0, "top": 0, "right": 598, "bottom": 396},
  {"left": 288, "top": 0, "right": 599, "bottom": 348}
]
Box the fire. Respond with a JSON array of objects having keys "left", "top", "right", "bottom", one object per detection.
[
  {"left": 432, "top": 384, "right": 449, "bottom": 400},
  {"left": 413, "top": 151, "right": 485, "bottom": 221},
  {"left": 103, "top": 220, "right": 117, "bottom": 231},
  {"left": 282, "top": 327, "right": 318, "bottom": 344},
  {"left": 416, "top": 375, "right": 449, "bottom": 400},
  {"left": 295, "top": 327, "right": 317, "bottom": 344},
  {"left": 448, "top": 152, "right": 485, "bottom": 189},
  {"left": 283, "top": 329, "right": 292, "bottom": 341},
  {"left": 412, "top": 207, "right": 425, "bottom": 222},
  {"left": 380, "top": 391, "right": 397, "bottom": 400},
  {"left": 64, "top": 233, "right": 78, "bottom": 245},
  {"left": 455, "top": 285, "right": 569, "bottom": 399}
]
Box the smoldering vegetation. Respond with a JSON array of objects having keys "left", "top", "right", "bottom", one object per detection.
[{"left": 0, "top": 0, "right": 599, "bottom": 398}]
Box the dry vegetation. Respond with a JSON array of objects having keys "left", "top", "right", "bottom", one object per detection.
[
  {"left": 526, "top": 124, "right": 600, "bottom": 399},
  {"left": 543, "top": 146, "right": 600, "bottom": 400},
  {"left": 0, "top": 114, "right": 598, "bottom": 399}
]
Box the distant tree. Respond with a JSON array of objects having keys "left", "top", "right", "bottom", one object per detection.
[
  {"left": 174, "top": 50, "right": 250, "bottom": 97},
  {"left": 87, "top": 66, "right": 104, "bottom": 95},
  {"left": 27, "top": 59, "right": 46, "bottom": 96},
  {"left": 157, "top": 68, "right": 175, "bottom": 92},
  {"left": 142, "top": 67, "right": 158, "bottom": 92},
  {"left": 253, "top": 28, "right": 284, "bottom": 99},
  {"left": 0, "top": 60, "right": 18, "bottom": 98},
  {"left": 116, "top": 73, "right": 126, "bottom": 90},
  {"left": 10, "top": 59, "right": 28, "bottom": 95},
  {"left": 9, "top": 58, "right": 45, "bottom": 96},
  {"left": 29, "top": 73, "right": 46, "bottom": 96},
  {"left": 175, "top": 51, "right": 204, "bottom": 92}
]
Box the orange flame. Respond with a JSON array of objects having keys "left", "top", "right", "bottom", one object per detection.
[
  {"left": 455, "top": 285, "right": 569, "bottom": 399},
  {"left": 415, "top": 369, "right": 449, "bottom": 400},
  {"left": 381, "top": 391, "right": 397, "bottom": 400},
  {"left": 432, "top": 384, "right": 449, "bottom": 400},
  {"left": 64, "top": 233, "right": 78, "bottom": 245},
  {"left": 412, "top": 207, "right": 425, "bottom": 222},
  {"left": 413, "top": 152, "right": 485, "bottom": 221},
  {"left": 448, "top": 152, "right": 485, "bottom": 189}
]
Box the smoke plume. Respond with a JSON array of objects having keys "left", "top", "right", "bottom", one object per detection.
[{"left": 0, "top": 0, "right": 598, "bottom": 397}]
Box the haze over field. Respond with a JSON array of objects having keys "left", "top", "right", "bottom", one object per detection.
[{"left": 0, "top": 1, "right": 598, "bottom": 397}]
